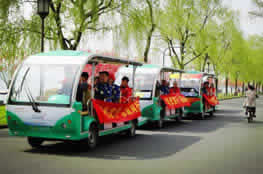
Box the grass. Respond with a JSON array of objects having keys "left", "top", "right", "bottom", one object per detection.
[
  {"left": 0, "top": 105, "right": 7, "bottom": 126},
  {"left": 218, "top": 93, "right": 245, "bottom": 100}
]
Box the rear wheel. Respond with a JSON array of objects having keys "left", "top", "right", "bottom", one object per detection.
[
  {"left": 126, "top": 120, "right": 136, "bottom": 137},
  {"left": 27, "top": 137, "right": 44, "bottom": 148},
  {"left": 200, "top": 110, "right": 205, "bottom": 120},
  {"left": 157, "top": 116, "right": 164, "bottom": 129},
  {"left": 247, "top": 112, "right": 253, "bottom": 123}
]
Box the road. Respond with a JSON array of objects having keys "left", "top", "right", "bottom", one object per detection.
[{"left": 0, "top": 97, "right": 263, "bottom": 174}]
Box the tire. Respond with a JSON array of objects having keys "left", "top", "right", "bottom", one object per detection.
[
  {"left": 200, "top": 109, "right": 205, "bottom": 120},
  {"left": 209, "top": 111, "right": 214, "bottom": 117},
  {"left": 176, "top": 116, "right": 182, "bottom": 123},
  {"left": 87, "top": 124, "right": 98, "bottom": 149},
  {"left": 27, "top": 137, "right": 44, "bottom": 148},
  {"left": 127, "top": 120, "right": 136, "bottom": 137},
  {"left": 247, "top": 111, "right": 253, "bottom": 123},
  {"left": 157, "top": 116, "right": 164, "bottom": 129}
]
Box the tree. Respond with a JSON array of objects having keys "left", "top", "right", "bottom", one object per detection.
[
  {"left": 158, "top": 0, "right": 222, "bottom": 69},
  {"left": 1, "top": 0, "right": 124, "bottom": 51},
  {"left": 118, "top": 0, "right": 160, "bottom": 63}
]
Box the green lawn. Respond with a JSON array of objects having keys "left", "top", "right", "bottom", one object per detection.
[{"left": 0, "top": 106, "right": 7, "bottom": 126}]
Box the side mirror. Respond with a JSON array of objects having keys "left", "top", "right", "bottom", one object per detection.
[{"left": 72, "top": 101, "right": 82, "bottom": 112}]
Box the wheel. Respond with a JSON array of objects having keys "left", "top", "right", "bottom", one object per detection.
[
  {"left": 127, "top": 120, "right": 136, "bottom": 137},
  {"left": 27, "top": 137, "right": 44, "bottom": 148},
  {"left": 209, "top": 111, "right": 214, "bottom": 117},
  {"left": 176, "top": 116, "right": 182, "bottom": 122},
  {"left": 213, "top": 107, "right": 216, "bottom": 112},
  {"left": 247, "top": 111, "right": 253, "bottom": 123},
  {"left": 87, "top": 124, "right": 98, "bottom": 149},
  {"left": 157, "top": 116, "right": 164, "bottom": 129},
  {"left": 200, "top": 110, "right": 205, "bottom": 120}
]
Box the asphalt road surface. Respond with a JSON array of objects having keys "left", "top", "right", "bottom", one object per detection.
[{"left": 1, "top": 97, "right": 263, "bottom": 174}]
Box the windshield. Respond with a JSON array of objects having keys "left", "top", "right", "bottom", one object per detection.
[
  {"left": 9, "top": 64, "right": 79, "bottom": 105},
  {"left": 115, "top": 67, "right": 158, "bottom": 100},
  {"left": 115, "top": 68, "right": 157, "bottom": 91},
  {"left": 179, "top": 78, "right": 200, "bottom": 89}
]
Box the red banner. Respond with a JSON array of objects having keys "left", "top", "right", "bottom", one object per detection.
[
  {"left": 92, "top": 98, "right": 141, "bottom": 124},
  {"left": 160, "top": 94, "right": 191, "bottom": 109},
  {"left": 203, "top": 95, "right": 219, "bottom": 106},
  {"left": 186, "top": 97, "right": 201, "bottom": 104}
]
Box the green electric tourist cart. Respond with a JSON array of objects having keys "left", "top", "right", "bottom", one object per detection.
[
  {"left": 6, "top": 50, "right": 142, "bottom": 149},
  {"left": 115, "top": 64, "right": 185, "bottom": 128},
  {"left": 0, "top": 91, "right": 7, "bottom": 126},
  {"left": 171, "top": 71, "right": 217, "bottom": 119}
]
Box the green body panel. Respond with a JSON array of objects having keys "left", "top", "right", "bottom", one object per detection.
[
  {"left": 99, "top": 124, "right": 131, "bottom": 136},
  {"left": 82, "top": 116, "right": 96, "bottom": 132},
  {"left": 184, "top": 96, "right": 214, "bottom": 115},
  {"left": 7, "top": 110, "right": 83, "bottom": 140},
  {"left": 7, "top": 109, "right": 133, "bottom": 141},
  {"left": 141, "top": 98, "right": 161, "bottom": 121},
  {"left": 184, "top": 99, "right": 203, "bottom": 114},
  {"left": 0, "top": 106, "right": 7, "bottom": 126},
  {"left": 140, "top": 97, "right": 182, "bottom": 125}
]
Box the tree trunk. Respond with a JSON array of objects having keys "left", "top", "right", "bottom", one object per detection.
[
  {"left": 235, "top": 78, "right": 238, "bottom": 96},
  {"left": 144, "top": 0, "right": 155, "bottom": 63},
  {"left": 215, "top": 78, "right": 218, "bottom": 96},
  {"left": 225, "top": 76, "right": 228, "bottom": 95},
  {"left": 242, "top": 82, "right": 245, "bottom": 95},
  {"left": 143, "top": 26, "right": 155, "bottom": 63},
  {"left": 201, "top": 53, "right": 208, "bottom": 72}
]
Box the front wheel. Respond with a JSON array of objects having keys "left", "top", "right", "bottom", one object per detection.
[
  {"left": 87, "top": 124, "right": 98, "bottom": 149},
  {"left": 27, "top": 137, "right": 44, "bottom": 148}
]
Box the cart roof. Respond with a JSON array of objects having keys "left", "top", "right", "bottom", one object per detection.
[
  {"left": 185, "top": 71, "right": 216, "bottom": 78},
  {"left": 135, "top": 64, "right": 184, "bottom": 74},
  {"left": 24, "top": 50, "right": 143, "bottom": 66}
]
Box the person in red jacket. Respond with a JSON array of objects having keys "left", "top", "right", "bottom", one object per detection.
[
  {"left": 169, "top": 81, "right": 181, "bottom": 94},
  {"left": 120, "top": 76, "right": 132, "bottom": 104}
]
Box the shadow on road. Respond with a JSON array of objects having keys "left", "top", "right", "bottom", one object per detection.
[
  {"left": 24, "top": 133, "right": 201, "bottom": 160},
  {"left": 140, "top": 109, "right": 244, "bottom": 133}
]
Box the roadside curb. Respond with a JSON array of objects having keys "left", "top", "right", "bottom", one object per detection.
[{"left": 219, "top": 97, "right": 245, "bottom": 101}]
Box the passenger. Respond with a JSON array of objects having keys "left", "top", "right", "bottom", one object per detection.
[
  {"left": 160, "top": 80, "right": 170, "bottom": 95},
  {"left": 210, "top": 83, "right": 216, "bottom": 96},
  {"left": 76, "top": 72, "right": 91, "bottom": 111},
  {"left": 120, "top": 76, "right": 132, "bottom": 104},
  {"left": 202, "top": 81, "right": 209, "bottom": 96},
  {"left": 169, "top": 81, "right": 181, "bottom": 94},
  {"left": 109, "top": 73, "right": 120, "bottom": 103},
  {"left": 94, "top": 76, "right": 99, "bottom": 86},
  {"left": 94, "top": 71, "right": 111, "bottom": 101},
  {"left": 202, "top": 81, "right": 210, "bottom": 110}
]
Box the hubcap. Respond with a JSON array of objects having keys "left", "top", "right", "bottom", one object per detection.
[{"left": 89, "top": 131, "right": 95, "bottom": 144}]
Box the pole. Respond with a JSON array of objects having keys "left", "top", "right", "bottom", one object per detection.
[
  {"left": 208, "top": 63, "right": 210, "bottom": 73},
  {"left": 41, "top": 17, "right": 45, "bottom": 52}
]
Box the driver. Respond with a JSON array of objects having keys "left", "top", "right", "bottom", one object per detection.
[
  {"left": 76, "top": 72, "right": 90, "bottom": 111},
  {"left": 159, "top": 80, "right": 170, "bottom": 95}
]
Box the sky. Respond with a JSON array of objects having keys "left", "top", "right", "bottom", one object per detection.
[{"left": 223, "top": 0, "right": 263, "bottom": 36}]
